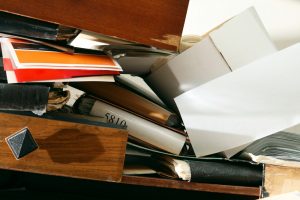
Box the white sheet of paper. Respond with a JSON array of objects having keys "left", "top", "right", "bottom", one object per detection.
[
  {"left": 145, "top": 7, "right": 276, "bottom": 112},
  {"left": 175, "top": 43, "right": 300, "bottom": 157},
  {"left": 34, "top": 76, "right": 115, "bottom": 83},
  {"left": 145, "top": 37, "right": 230, "bottom": 110},
  {"left": 210, "top": 7, "right": 277, "bottom": 71}
]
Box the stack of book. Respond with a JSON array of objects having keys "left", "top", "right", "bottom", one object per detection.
[
  {"left": 0, "top": 12, "right": 123, "bottom": 83},
  {"left": 0, "top": 3, "right": 195, "bottom": 188},
  {"left": 2, "top": 2, "right": 300, "bottom": 199}
]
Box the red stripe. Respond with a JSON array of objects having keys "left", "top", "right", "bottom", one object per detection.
[{"left": 3, "top": 58, "right": 16, "bottom": 70}]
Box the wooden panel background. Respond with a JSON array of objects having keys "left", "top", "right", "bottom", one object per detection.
[
  {"left": 0, "top": 112, "right": 128, "bottom": 182},
  {"left": 0, "top": 0, "right": 190, "bottom": 51}
]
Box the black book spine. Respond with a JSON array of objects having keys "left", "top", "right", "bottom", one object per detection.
[
  {"left": 187, "top": 160, "right": 263, "bottom": 186},
  {"left": 0, "top": 83, "right": 49, "bottom": 112},
  {"left": 0, "top": 11, "right": 78, "bottom": 42}
]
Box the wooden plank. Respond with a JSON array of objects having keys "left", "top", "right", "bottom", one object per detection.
[
  {"left": 0, "top": 0, "right": 189, "bottom": 51},
  {"left": 121, "top": 175, "right": 261, "bottom": 197},
  {"left": 0, "top": 112, "right": 128, "bottom": 182}
]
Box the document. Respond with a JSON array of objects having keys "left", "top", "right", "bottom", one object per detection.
[{"left": 175, "top": 43, "right": 300, "bottom": 157}]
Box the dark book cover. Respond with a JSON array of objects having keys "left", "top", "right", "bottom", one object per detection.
[
  {"left": 0, "top": 83, "right": 49, "bottom": 112},
  {"left": 0, "top": 11, "right": 79, "bottom": 42}
]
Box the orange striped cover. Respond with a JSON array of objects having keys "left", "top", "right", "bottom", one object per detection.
[{"left": 15, "top": 50, "right": 116, "bottom": 67}]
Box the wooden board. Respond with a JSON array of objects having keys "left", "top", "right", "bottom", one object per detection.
[
  {"left": 122, "top": 176, "right": 261, "bottom": 197},
  {"left": 0, "top": 0, "right": 190, "bottom": 51},
  {"left": 0, "top": 112, "right": 128, "bottom": 182}
]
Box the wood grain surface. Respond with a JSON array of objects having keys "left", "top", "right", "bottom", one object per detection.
[
  {"left": 0, "top": 112, "right": 128, "bottom": 182},
  {"left": 122, "top": 175, "right": 261, "bottom": 197},
  {"left": 0, "top": 0, "right": 189, "bottom": 51}
]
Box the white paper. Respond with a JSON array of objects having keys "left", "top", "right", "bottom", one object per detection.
[
  {"left": 209, "top": 7, "right": 277, "bottom": 71},
  {"left": 145, "top": 37, "right": 231, "bottom": 110},
  {"left": 145, "top": 7, "right": 276, "bottom": 111},
  {"left": 175, "top": 43, "right": 300, "bottom": 157},
  {"left": 33, "top": 76, "right": 115, "bottom": 83}
]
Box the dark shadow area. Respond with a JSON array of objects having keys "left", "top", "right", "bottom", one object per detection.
[
  {"left": 36, "top": 129, "right": 104, "bottom": 164},
  {"left": 0, "top": 170, "right": 258, "bottom": 200}
]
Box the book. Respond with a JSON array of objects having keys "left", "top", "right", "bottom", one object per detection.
[
  {"left": 263, "top": 165, "right": 300, "bottom": 197},
  {"left": 0, "top": 58, "right": 6, "bottom": 81},
  {"left": 124, "top": 144, "right": 263, "bottom": 186},
  {"left": 153, "top": 156, "right": 263, "bottom": 186},
  {"left": 0, "top": 32, "right": 74, "bottom": 53},
  {"left": 115, "top": 74, "right": 167, "bottom": 109},
  {"left": 73, "top": 96, "right": 186, "bottom": 155},
  {"left": 1, "top": 38, "right": 121, "bottom": 83},
  {"left": 70, "top": 31, "right": 173, "bottom": 76},
  {"left": 70, "top": 82, "right": 180, "bottom": 127},
  {"left": 2, "top": 38, "right": 122, "bottom": 70},
  {"left": 0, "top": 11, "right": 79, "bottom": 42},
  {"left": 259, "top": 192, "right": 300, "bottom": 200},
  {"left": 2, "top": 58, "right": 118, "bottom": 83},
  {"left": 239, "top": 131, "right": 300, "bottom": 167}
]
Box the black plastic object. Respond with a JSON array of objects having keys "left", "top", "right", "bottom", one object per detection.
[{"left": 6, "top": 127, "right": 38, "bottom": 159}]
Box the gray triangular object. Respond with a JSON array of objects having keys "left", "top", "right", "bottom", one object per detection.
[{"left": 6, "top": 128, "right": 38, "bottom": 159}]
